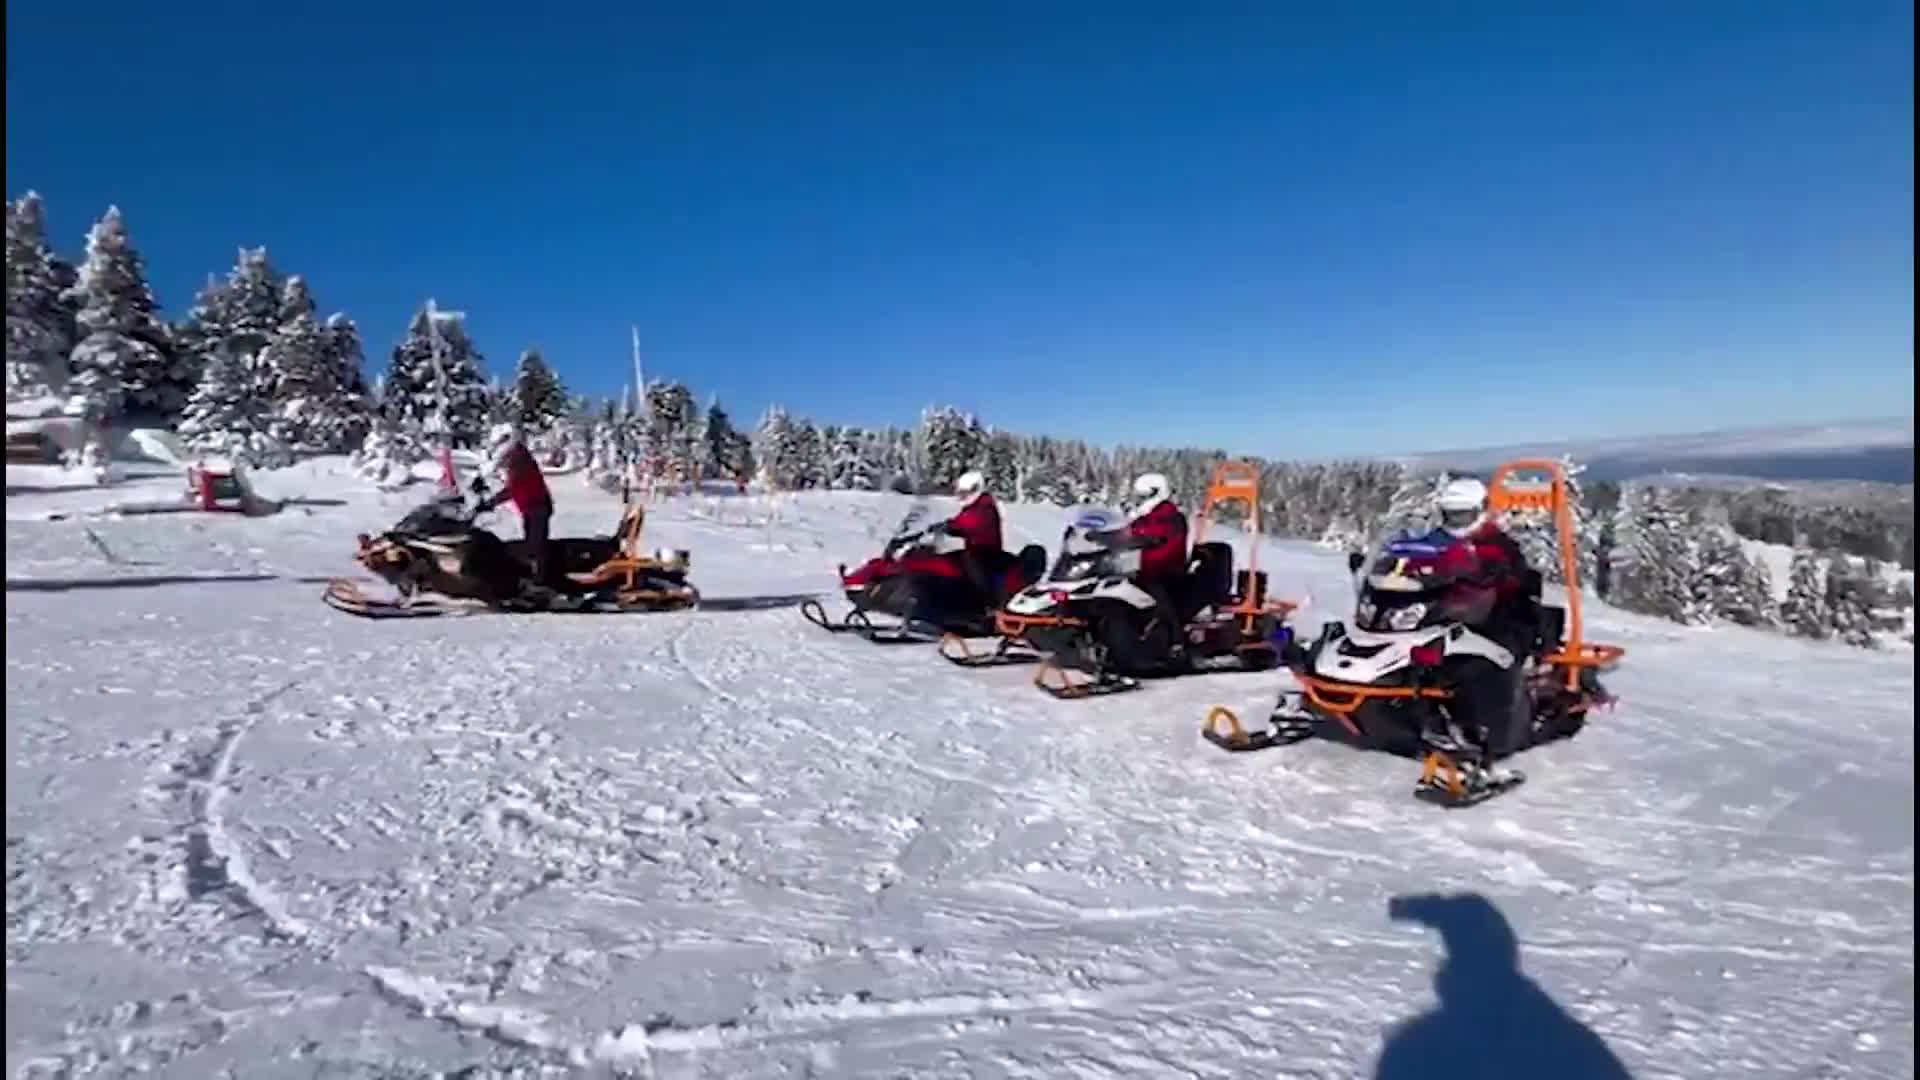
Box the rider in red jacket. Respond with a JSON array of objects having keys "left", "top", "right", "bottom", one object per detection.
[
  {"left": 1429, "top": 477, "right": 1539, "bottom": 765},
  {"left": 476, "top": 423, "right": 555, "bottom": 590},
  {"left": 1090, "top": 472, "right": 1188, "bottom": 631},
  {"left": 941, "top": 470, "right": 1007, "bottom": 603}
]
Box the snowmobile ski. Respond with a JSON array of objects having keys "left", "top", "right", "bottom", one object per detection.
[
  {"left": 1032, "top": 658, "right": 1139, "bottom": 700},
  {"left": 936, "top": 633, "right": 1041, "bottom": 668},
  {"left": 1413, "top": 751, "right": 1526, "bottom": 808},
  {"left": 322, "top": 578, "right": 489, "bottom": 619},
  {"left": 1200, "top": 705, "right": 1312, "bottom": 752},
  {"left": 323, "top": 577, "right": 697, "bottom": 619}
]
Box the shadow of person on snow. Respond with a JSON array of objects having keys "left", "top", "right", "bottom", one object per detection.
[
  {"left": 697, "top": 592, "right": 829, "bottom": 613},
  {"left": 4, "top": 573, "right": 281, "bottom": 593},
  {"left": 1376, "top": 893, "right": 1632, "bottom": 1080}
]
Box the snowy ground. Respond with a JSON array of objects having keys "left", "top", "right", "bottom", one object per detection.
[{"left": 6, "top": 459, "right": 1914, "bottom": 1078}]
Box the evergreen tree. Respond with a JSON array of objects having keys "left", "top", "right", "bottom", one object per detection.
[
  {"left": 1824, "top": 555, "right": 1880, "bottom": 648},
  {"left": 353, "top": 413, "right": 425, "bottom": 489},
  {"left": 1607, "top": 486, "right": 1705, "bottom": 623},
  {"left": 176, "top": 343, "right": 287, "bottom": 466},
  {"left": 380, "top": 305, "right": 490, "bottom": 447},
  {"left": 220, "top": 247, "right": 286, "bottom": 358},
  {"left": 791, "top": 417, "right": 826, "bottom": 489},
  {"left": 5, "top": 191, "right": 79, "bottom": 404},
  {"left": 643, "top": 380, "right": 697, "bottom": 482},
  {"left": 1692, "top": 526, "right": 1777, "bottom": 627},
  {"left": 1779, "top": 546, "right": 1831, "bottom": 639},
  {"left": 63, "top": 206, "right": 180, "bottom": 422},
  {"left": 982, "top": 430, "right": 1018, "bottom": 498},
  {"left": 510, "top": 349, "right": 568, "bottom": 432},
  {"left": 702, "top": 398, "right": 743, "bottom": 482},
  {"left": 917, "top": 405, "right": 984, "bottom": 490},
  {"left": 827, "top": 424, "right": 879, "bottom": 490},
  {"left": 755, "top": 405, "right": 804, "bottom": 488}
]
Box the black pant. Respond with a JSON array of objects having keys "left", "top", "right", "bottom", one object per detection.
[
  {"left": 523, "top": 505, "right": 553, "bottom": 588},
  {"left": 1139, "top": 578, "right": 1182, "bottom": 635},
  {"left": 1446, "top": 620, "right": 1536, "bottom": 761}
]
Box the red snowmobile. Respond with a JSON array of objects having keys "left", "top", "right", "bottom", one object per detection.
[{"left": 800, "top": 507, "right": 1047, "bottom": 643}]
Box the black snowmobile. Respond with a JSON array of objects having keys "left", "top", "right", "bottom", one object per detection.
[{"left": 323, "top": 490, "right": 699, "bottom": 618}]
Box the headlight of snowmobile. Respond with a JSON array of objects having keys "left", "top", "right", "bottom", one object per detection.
[
  {"left": 1386, "top": 602, "right": 1428, "bottom": 631},
  {"left": 1356, "top": 598, "right": 1377, "bottom": 627}
]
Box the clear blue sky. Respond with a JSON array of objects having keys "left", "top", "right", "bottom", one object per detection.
[{"left": 6, "top": 3, "right": 1912, "bottom": 457}]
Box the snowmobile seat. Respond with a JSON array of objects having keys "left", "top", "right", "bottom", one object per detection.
[
  {"left": 1180, "top": 541, "right": 1236, "bottom": 620},
  {"left": 1015, "top": 544, "right": 1047, "bottom": 587}
]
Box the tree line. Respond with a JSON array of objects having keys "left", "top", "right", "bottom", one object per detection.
[{"left": 7, "top": 192, "right": 1909, "bottom": 647}]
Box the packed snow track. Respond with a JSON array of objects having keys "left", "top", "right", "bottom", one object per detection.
[{"left": 6, "top": 462, "right": 1914, "bottom": 1078}]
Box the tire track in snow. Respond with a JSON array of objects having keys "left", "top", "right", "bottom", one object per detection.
[{"left": 180, "top": 679, "right": 311, "bottom": 941}]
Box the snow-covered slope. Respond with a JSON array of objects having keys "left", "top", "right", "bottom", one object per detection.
[{"left": 6, "top": 461, "right": 1914, "bottom": 1078}]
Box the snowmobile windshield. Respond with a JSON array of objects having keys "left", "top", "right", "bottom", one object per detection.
[
  {"left": 1362, "top": 531, "right": 1472, "bottom": 595},
  {"left": 394, "top": 494, "right": 475, "bottom": 537},
  {"left": 1044, "top": 509, "right": 1129, "bottom": 582}
]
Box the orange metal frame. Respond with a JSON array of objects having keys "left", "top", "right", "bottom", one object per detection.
[
  {"left": 1209, "top": 458, "right": 1626, "bottom": 748},
  {"left": 1192, "top": 461, "right": 1299, "bottom": 635},
  {"left": 1483, "top": 458, "right": 1625, "bottom": 692}
]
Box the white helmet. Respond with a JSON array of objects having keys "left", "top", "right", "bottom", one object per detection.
[
  {"left": 954, "top": 469, "right": 985, "bottom": 497},
  {"left": 1436, "top": 477, "right": 1490, "bottom": 537},
  {"left": 1130, "top": 472, "right": 1171, "bottom": 518},
  {"left": 487, "top": 422, "right": 517, "bottom": 451}
]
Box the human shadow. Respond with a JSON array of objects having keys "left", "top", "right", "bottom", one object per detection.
[
  {"left": 1376, "top": 893, "right": 1632, "bottom": 1080},
  {"left": 4, "top": 573, "right": 280, "bottom": 593},
  {"left": 697, "top": 592, "right": 827, "bottom": 613}
]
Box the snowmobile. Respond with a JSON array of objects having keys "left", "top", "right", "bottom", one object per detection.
[
  {"left": 799, "top": 505, "right": 1049, "bottom": 644},
  {"left": 322, "top": 489, "right": 699, "bottom": 618},
  {"left": 1201, "top": 459, "right": 1625, "bottom": 808},
  {"left": 975, "top": 462, "right": 1301, "bottom": 698}
]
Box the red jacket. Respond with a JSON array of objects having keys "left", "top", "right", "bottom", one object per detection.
[
  {"left": 495, "top": 442, "right": 552, "bottom": 517},
  {"left": 1130, "top": 499, "right": 1189, "bottom": 581},
  {"left": 1443, "top": 522, "right": 1529, "bottom": 625},
  {"left": 946, "top": 493, "right": 1003, "bottom": 553}
]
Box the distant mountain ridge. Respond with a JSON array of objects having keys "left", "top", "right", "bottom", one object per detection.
[{"left": 1405, "top": 417, "right": 1914, "bottom": 484}]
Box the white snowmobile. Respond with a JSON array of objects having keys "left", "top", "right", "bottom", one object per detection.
[
  {"left": 975, "top": 462, "right": 1300, "bottom": 698},
  {"left": 1201, "top": 459, "right": 1625, "bottom": 807}
]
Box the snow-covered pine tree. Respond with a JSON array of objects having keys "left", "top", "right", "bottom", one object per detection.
[
  {"left": 1823, "top": 554, "right": 1880, "bottom": 648},
  {"left": 701, "top": 397, "right": 744, "bottom": 484},
  {"left": 1691, "top": 526, "right": 1777, "bottom": 627},
  {"left": 916, "top": 405, "right": 984, "bottom": 491},
  {"left": 221, "top": 248, "right": 285, "bottom": 357},
  {"left": 63, "top": 206, "right": 181, "bottom": 424},
  {"left": 380, "top": 306, "right": 491, "bottom": 447},
  {"left": 1606, "top": 486, "right": 1705, "bottom": 624},
  {"left": 983, "top": 429, "right": 1018, "bottom": 499},
  {"left": 510, "top": 349, "right": 568, "bottom": 433},
  {"left": 1779, "top": 545, "right": 1830, "bottom": 639},
  {"left": 5, "top": 191, "right": 79, "bottom": 405},
  {"left": 755, "top": 405, "right": 801, "bottom": 489},
  {"left": 827, "top": 425, "right": 878, "bottom": 490},
  {"left": 353, "top": 412, "right": 425, "bottom": 490},
  {"left": 643, "top": 380, "right": 696, "bottom": 484},
  {"left": 279, "top": 274, "right": 317, "bottom": 324},
  {"left": 791, "top": 417, "right": 826, "bottom": 490},
  {"left": 176, "top": 343, "right": 288, "bottom": 466},
  {"left": 320, "top": 314, "right": 373, "bottom": 451},
  {"left": 261, "top": 309, "right": 331, "bottom": 452},
  {"left": 1372, "top": 467, "right": 1448, "bottom": 541}
]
